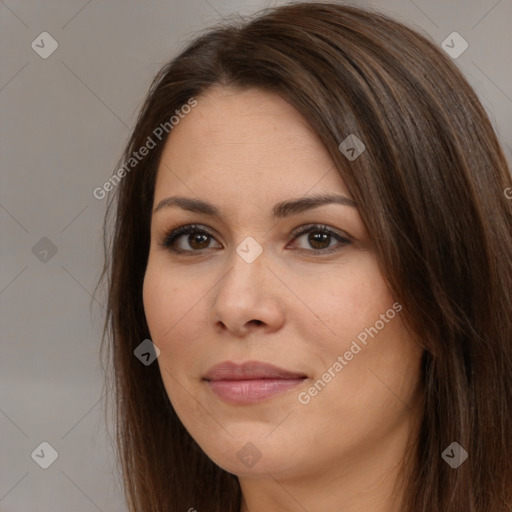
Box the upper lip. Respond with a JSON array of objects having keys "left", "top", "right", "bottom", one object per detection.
[{"left": 203, "top": 361, "right": 307, "bottom": 381}]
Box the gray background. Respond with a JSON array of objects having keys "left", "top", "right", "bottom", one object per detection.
[{"left": 1, "top": 0, "right": 510, "bottom": 510}]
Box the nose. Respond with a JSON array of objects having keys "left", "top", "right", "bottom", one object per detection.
[{"left": 208, "top": 247, "right": 285, "bottom": 337}]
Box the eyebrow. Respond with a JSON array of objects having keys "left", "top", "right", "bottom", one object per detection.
[{"left": 153, "top": 193, "right": 356, "bottom": 218}]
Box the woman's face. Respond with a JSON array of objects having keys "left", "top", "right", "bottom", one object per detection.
[{"left": 143, "top": 86, "right": 424, "bottom": 482}]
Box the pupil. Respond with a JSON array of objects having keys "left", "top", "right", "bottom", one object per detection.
[
  {"left": 190, "top": 233, "right": 209, "bottom": 249},
  {"left": 309, "top": 232, "right": 329, "bottom": 249}
]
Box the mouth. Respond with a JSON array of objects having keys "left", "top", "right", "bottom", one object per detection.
[{"left": 203, "top": 361, "right": 308, "bottom": 404}]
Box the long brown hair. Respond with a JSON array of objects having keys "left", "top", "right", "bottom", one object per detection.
[{"left": 98, "top": 2, "right": 512, "bottom": 510}]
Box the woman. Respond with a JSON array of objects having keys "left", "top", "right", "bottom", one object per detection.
[{"left": 99, "top": 2, "right": 512, "bottom": 511}]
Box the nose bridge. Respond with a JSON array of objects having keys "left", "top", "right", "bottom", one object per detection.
[
  {"left": 221, "top": 238, "right": 268, "bottom": 301},
  {"left": 209, "top": 238, "right": 284, "bottom": 333}
]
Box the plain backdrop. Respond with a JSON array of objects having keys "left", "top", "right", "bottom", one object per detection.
[{"left": 1, "top": 0, "right": 511, "bottom": 510}]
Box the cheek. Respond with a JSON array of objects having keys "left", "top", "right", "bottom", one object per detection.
[
  {"left": 142, "top": 260, "right": 210, "bottom": 367},
  {"left": 143, "top": 263, "right": 174, "bottom": 339},
  {"left": 309, "top": 271, "right": 422, "bottom": 426},
  {"left": 294, "top": 254, "right": 395, "bottom": 352},
  {"left": 142, "top": 263, "right": 212, "bottom": 430},
  {"left": 143, "top": 262, "right": 188, "bottom": 350}
]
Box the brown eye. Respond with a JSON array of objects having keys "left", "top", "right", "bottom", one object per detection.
[
  {"left": 306, "top": 231, "right": 331, "bottom": 250},
  {"left": 160, "top": 223, "right": 351, "bottom": 256},
  {"left": 187, "top": 233, "right": 211, "bottom": 250},
  {"left": 160, "top": 225, "right": 221, "bottom": 253},
  {"left": 290, "top": 224, "right": 352, "bottom": 254}
]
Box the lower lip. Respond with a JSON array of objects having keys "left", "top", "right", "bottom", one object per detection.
[{"left": 206, "top": 378, "right": 305, "bottom": 404}]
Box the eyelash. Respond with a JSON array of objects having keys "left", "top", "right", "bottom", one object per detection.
[{"left": 159, "top": 223, "right": 352, "bottom": 256}]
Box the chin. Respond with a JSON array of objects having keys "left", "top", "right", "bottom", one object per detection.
[{"left": 197, "top": 433, "right": 303, "bottom": 478}]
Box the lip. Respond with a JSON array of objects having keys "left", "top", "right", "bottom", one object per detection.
[{"left": 203, "top": 361, "right": 307, "bottom": 404}]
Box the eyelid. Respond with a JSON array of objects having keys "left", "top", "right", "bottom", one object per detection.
[
  {"left": 159, "top": 223, "right": 218, "bottom": 250},
  {"left": 159, "top": 222, "right": 353, "bottom": 254},
  {"left": 288, "top": 223, "right": 352, "bottom": 242}
]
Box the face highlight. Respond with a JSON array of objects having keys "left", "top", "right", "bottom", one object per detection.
[{"left": 142, "top": 86, "right": 423, "bottom": 507}]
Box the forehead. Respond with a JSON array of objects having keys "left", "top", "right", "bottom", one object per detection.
[{"left": 154, "top": 86, "right": 350, "bottom": 205}]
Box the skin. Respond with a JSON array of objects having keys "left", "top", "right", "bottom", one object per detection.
[{"left": 143, "top": 85, "right": 424, "bottom": 512}]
